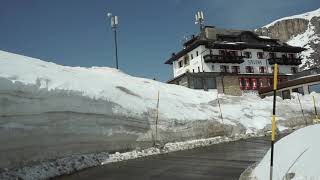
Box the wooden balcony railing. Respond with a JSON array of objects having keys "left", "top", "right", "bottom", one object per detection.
[
  {"left": 203, "top": 54, "right": 245, "bottom": 64},
  {"left": 268, "top": 57, "right": 302, "bottom": 65}
]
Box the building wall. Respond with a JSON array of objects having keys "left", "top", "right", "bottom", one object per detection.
[
  {"left": 172, "top": 47, "right": 300, "bottom": 78},
  {"left": 222, "top": 76, "right": 242, "bottom": 96},
  {"left": 173, "top": 46, "right": 206, "bottom": 77}
]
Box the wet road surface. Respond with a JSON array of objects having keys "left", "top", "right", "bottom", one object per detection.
[{"left": 55, "top": 135, "right": 284, "bottom": 180}]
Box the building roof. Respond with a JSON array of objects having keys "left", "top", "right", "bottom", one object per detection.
[{"left": 165, "top": 26, "right": 306, "bottom": 65}]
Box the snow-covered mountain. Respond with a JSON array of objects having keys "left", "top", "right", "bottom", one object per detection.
[
  {"left": 255, "top": 8, "right": 320, "bottom": 70},
  {"left": 0, "top": 50, "right": 318, "bottom": 172}
]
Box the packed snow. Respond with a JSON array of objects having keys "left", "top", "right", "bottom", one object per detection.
[
  {"left": 1, "top": 50, "right": 320, "bottom": 179},
  {"left": 258, "top": 36, "right": 272, "bottom": 39},
  {"left": 263, "top": 8, "right": 320, "bottom": 28},
  {"left": 251, "top": 124, "right": 320, "bottom": 180}
]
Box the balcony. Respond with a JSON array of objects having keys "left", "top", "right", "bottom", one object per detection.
[
  {"left": 203, "top": 54, "right": 245, "bottom": 64},
  {"left": 268, "top": 56, "right": 302, "bottom": 65}
]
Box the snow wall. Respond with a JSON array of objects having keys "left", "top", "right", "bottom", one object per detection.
[
  {"left": 0, "top": 50, "right": 317, "bottom": 171},
  {"left": 0, "top": 77, "right": 228, "bottom": 169}
]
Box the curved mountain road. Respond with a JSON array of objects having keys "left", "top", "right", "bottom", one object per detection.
[{"left": 55, "top": 135, "right": 285, "bottom": 180}]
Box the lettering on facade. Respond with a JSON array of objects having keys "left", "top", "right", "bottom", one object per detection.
[{"left": 247, "top": 60, "right": 263, "bottom": 65}]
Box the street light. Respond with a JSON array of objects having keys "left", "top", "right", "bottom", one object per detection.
[{"left": 107, "top": 12, "right": 119, "bottom": 69}]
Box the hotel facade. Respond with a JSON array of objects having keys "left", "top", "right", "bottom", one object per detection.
[{"left": 165, "top": 26, "right": 305, "bottom": 95}]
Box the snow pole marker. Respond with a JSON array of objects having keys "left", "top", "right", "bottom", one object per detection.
[
  {"left": 216, "top": 92, "right": 225, "bottom": 133},
  {"left": 154, "top": 90, "right": 160, "bottom": 146},
  {"left": 297, "top": 94, "right": 307, "bottom": 126},
  {"left": 270, "top": 63, "right": 278, "bottom": 180},
  {"left": 312, "top": 95, "right": 319, "bottom": 122}
]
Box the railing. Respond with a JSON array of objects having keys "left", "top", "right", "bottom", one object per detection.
[
  {"left": 268, "top": 57, "right": 302, "bottom": 65},
  {"left": 203, "top": 54, "right": 245, "bottom": 64}
]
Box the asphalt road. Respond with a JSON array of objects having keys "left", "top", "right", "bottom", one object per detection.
[{"left": 55, "top": 135, "right": 283, "bottom": 180}]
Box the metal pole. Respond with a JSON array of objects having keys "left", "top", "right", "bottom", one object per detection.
[
  {"left": 270, "top": 63, "right": 278, "bottom": 180},
  {"left": 112, "top": 27, "right": 119, "bottom": 69}
]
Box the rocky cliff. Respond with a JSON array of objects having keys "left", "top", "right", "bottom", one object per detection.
[{"left": 256, "top": 8, "right": 320, "bottom": 70}]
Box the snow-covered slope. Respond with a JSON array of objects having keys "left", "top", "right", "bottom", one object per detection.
[
  {"left": 0, "top": 50, "right": 318, "bottom": 171},
  {"left": 251, "top": 124, "right": 320, "bottom": 180},
  {"left": 263, "top": 8, "right": 320, "bottom": 28},
  {"left": 256, "top": 8, "right": 320, "bottom": 70}
]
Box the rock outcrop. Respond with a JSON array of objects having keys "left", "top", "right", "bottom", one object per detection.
[{"left": 256, "top": 9, "right": 320, "bottom": 70}]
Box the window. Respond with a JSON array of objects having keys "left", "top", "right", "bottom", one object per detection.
[
  {"left": 309, "top": 83, "right": 320, "bottom": 93},
  {"left": 288, "top": 53, "right": 295, "bottom": 59},
  {"left": 259, "top": 66, "right": 265, "bottom": 73},
  {"left": 282, "top": 54, "right": 287, "bottom": 59},
  {"left": 196, "top": 51, "right": 199, "bottom": 56},
  {"left": 219, "top": 50, "right": 226, "bottom": 56},
  {"left": 198, "top": 66, "right": 200, "bottom": 72},
  {"left": 206, "top": 78, "right": 216, "bottom": 89},
  {"left": 231, "top": 66, "right": 240, "bottom": 74},
  {"left": 243, "top": 51, "right": 252, "bottom": 58},
  {"left": 269, "top": 52, "right": 275, "bottom": 58},
  {"left": 190, "top": 54, "right": 194, "bottom": 59},
  {"left": 228, "top": 51, "right": 237, "bottom": 56},
  {"left": 194, "top": 78, "right": 203, "bottom": 89},
  {"left": 220, "top": 65, "right": 229, "bottom": 73},
  {"left": 282, "top": 90, "right": 291, "bottom": 99},
  {"left": 211, "top": 65, "right": 214, "bottom": 71},
  {"left": 192, "top": 69, "right": 195, "bottom": 73},
  {"left": 292, "top": 87, "right": 304, "bottom": 95},
  {"left": 257, "top": 52, "right": 264, "bottom": 59},
  {"left": 178, "top": 61, "right": 183, "bottom": 68},
  {"left": 246, "top": 66, "right": 254, "bottom": 73},
  {"left": 291, "top": 67, "right": 297, "bottom": 74},
  {"left": 184, "top": 55, "right": 189, "bottom": 66}
]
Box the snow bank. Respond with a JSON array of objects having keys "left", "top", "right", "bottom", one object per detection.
[
  {"left": 251, "top": 124, "right": 320, "bottom": 180},
  {"left": 0, "top": 50, "right": 319, "bottom": 177}
]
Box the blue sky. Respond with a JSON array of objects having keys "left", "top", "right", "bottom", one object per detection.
[{"left": 1, "top": 0, "right": 320, "bottom": 81}]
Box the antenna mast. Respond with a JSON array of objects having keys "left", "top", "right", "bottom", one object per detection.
[
  {"left": 195, "top": 11, "right": 205, "bottom": 32},
  {"left": 107, "top": 12, "right": 119, "bottom": 69}
]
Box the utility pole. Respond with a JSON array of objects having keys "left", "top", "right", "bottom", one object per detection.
[
  {"left": 195, "top": 11, "right": 205, "bottom": 32},
  {"left": 107, "top": 13, "right": 119, "bottom": 69}
]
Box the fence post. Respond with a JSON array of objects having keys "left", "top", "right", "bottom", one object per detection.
[{"left": 154, "top": 90, "right": 160, "bottom": 146}]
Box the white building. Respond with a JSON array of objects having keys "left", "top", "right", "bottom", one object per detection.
[{"left": 165, "top": 26, "right": 305, "bottom": 95}]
